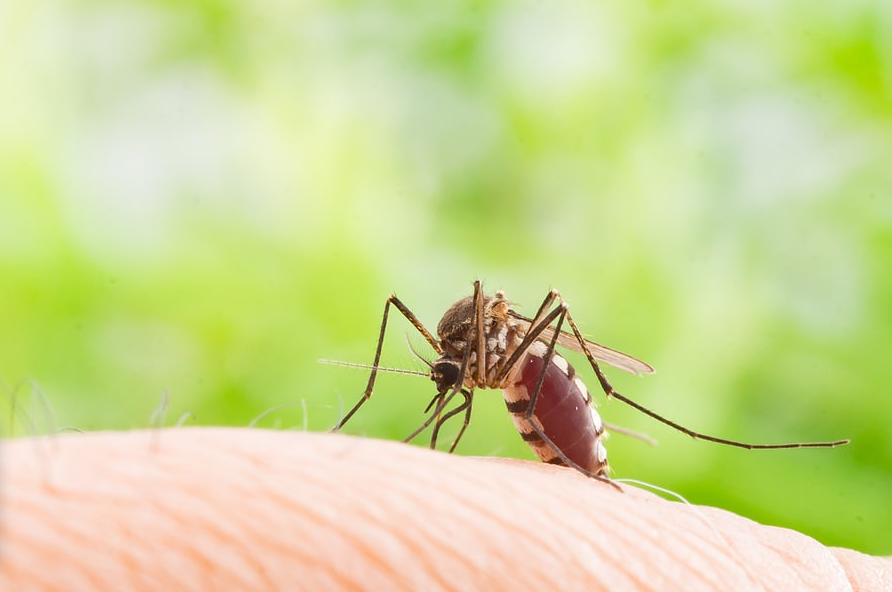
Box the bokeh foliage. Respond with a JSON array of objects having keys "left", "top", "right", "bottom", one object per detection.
[{"left": 2, "top": 0, "right": 890, "bottom": 554}]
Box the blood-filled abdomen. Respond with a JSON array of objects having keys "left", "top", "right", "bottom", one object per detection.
[{"left": 502, "top": 344, "right": 608, "bottom": 476}]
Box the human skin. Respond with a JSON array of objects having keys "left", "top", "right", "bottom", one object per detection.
[{"left": 1, "top": 428, "right": 889, "bottom": 591}]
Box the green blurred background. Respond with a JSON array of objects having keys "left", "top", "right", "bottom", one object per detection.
[{"left": 2, "top": 0, "right": 890, "bottom": 554}]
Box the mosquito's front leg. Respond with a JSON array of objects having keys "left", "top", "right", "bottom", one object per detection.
[
  {"left": 401, "top": 384, "right": 464, "bottom": 445},
  {"left": 332, "top": 294, "right": 441, "bottom": 432},
  {"left": 428, "top": 388, "right": 473, "bottom": 452}
]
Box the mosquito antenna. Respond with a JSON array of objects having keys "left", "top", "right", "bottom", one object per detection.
[
  {"left": 318, "top": 358, "right": 429, "bottom": 378},
  {"left": 403, "top": 333, "right": 434, "bottom": 369}
]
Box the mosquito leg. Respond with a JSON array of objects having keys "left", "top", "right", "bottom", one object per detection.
[
  {"left": 404, "top": 331, "right": 475, "bottom": 446},
  {"left": 601, "top": 421, "right": 658, "bottom": 447},
  {"left": 333, "top": 294, "right": 440, "bottom": 432},
  {"left": 402, "top": 385, "right": 462, "bottom": 444},
  {"left": 526, "top": 288, "right": 560, "bottom": 334},
  {"left": 473, "top": 280, "right": 486, "bottom": 386},
  {"left": 448, "top": 391, "right": 474, "bottom": 453},
  {"left": 529, "top": 419, "right": 619, "bottom": 489},
  {"left": 425, "top": 389, "right": 471, "bottom": 450},
  {"left": 523, "top": 303, "right": 566, "bottom": 427},
  {"left": 494, "top": 288, "right": 564, "bottom": 383},
  {"left": 390, "top": 296, "right": 442, "bottom": 353},
  {"left": 431, "top": 389, "right": 472, "bottom": 453},
  {"left": 423, "top": 391, "right": 442, "bottom": 414},
  {"left": 561, "top": 309, "right": 850, "bottom": 450},
  {"left": 417, "top": 390, "right": 448, "bottom": 447},
  {"left": 427, "top": 389, "right": 472, "bottom": 451},
  {"left": 494, "top": 303, "right": 565, "bottom": 383}
]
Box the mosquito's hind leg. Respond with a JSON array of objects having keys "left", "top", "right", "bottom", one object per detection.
[{"left": 560, "top": 307, "right": 850, "bottom": 450}]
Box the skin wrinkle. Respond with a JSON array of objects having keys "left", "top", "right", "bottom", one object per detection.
[
  {"left": 3, "top": 514, "right": 71, "bottom": 589},
  {"left": 532, "top": 482, "right": 717, "bottom": 591},
  {"left": 244, "top": 484, "right": 352, "bottom": 590},
  {"left": 680, "top": 514, "right": 777, "bottom": 592},
  {"left": 127, "top": 446, "right": 260, "bottom": 590},
  {"left": 675, "top": 507, "right": 773, "bottom": 592},
  {"left": 57, "top": 433, "right": 242, "bottom": 589},
  {"left": 697, "top": 505, "right": 851, "bottom": 591},
  {"left": 506, "top": 483, "right": 628, "bottom": 585},
  {"left": 340, "top": 496, "right": 435, "bottom": 592},
  {"left": 197, "top": 439, "right": 370, "bottom": 590},
  {"left": 573, "top": 496, "right": 679, "bottom": 591},
  {"left": 199, "top": 444, "right": 369, "bottom": 591},
  {"left": 554, "top": 527, "right": 647, "bottom": 592},
  {"left": 147, "top": 446, "right": 261, "bottom": 589},
  {"left": 581, "top": 503, "right": 690, "bottom": 592},
  {"left": 394, "top": 442, "right": 848, "bottom": 588},
  {"left": 222, "top": 433, "right": 385, "bottom": 590},
  {"left": 323, "top": 456, "right": 449, "bottom": 590},
  {"left": 625, "top": 495, "right": 753, "bottom": 591},
  {"left": 312, "top": 442, "right": 462, "bottom": 591},
  {"left": 1, "top": 428, "right": 887, "bottom": 592},
  {"left": 165, "top": 501, "right": 242, "bottom": 582},
  {"left": 738, "top": 507, "right": 848, "bottom": 587},
  {"left": 649, "top": 499, "right": 783, "bottom": 592},
  {"left": 225, "top": 478, "right": 327, "bottom": 590},
  {"left": 339, "top": 440, "right": 569, "bottom": 590},
  {"left": 472, "top": 461, "right": 795, "bottom": 592},
  {"left": 355, "top": 482, "right": 470, "bottom": 591},
  {"left": 603, "top": 520, "right": 688, "bottom": 591},
  {"left": 831, "top": 549, "right": 892, "bottom": 592},
  {"left": 760, "top": 528, "right": 851, "bottom": 591},
  {"left": 271, "top": 437, "right": 460, "bottom": 592},
  {"left": 451, "top": 463, "right": 597, "bottom": 587},
  {"left": 347, "top": 445, "right": 549, "bottom": 591},
  {"left": 452, "top": 462, "right": 641, "bottom": 590},
  {"left": 387, "top": 444, "right": 541, "bottom": 584},
  {"left": 38, "top": 501, "right": 137, "bottom": 589}
]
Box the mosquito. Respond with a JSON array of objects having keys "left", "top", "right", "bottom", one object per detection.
[{"left": 330, "top": 281, "right": 849, "bottom": 483}]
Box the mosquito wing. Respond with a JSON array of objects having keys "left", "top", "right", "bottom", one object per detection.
[{"left": 509, "top": 311, "right": 655, "bottom": 376}]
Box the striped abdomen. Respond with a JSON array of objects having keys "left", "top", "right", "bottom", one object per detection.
[{"left": 502, "top": 342, "right": 608, "bottom": 476}]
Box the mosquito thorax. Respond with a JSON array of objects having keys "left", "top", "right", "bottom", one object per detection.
[{"left": 436, "top": 290, "right": 524, "bottom": 388}]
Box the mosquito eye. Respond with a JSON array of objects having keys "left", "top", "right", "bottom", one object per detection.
[{"left": 432, "top": 361, "right": 461, "bottom": 391}]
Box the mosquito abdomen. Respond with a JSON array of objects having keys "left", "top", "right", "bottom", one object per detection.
[{"left": 502, "top": 345, "right": 608, "bottom": 476}]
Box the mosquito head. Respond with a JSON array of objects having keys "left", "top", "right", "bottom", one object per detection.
[{"left": 431, "top": 357, "right": 462, "bottom": 394}]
